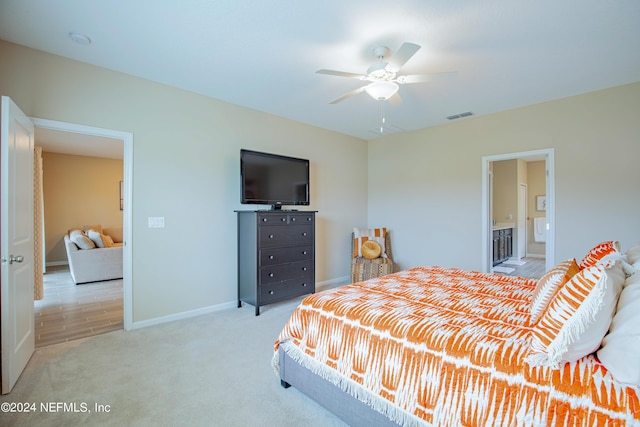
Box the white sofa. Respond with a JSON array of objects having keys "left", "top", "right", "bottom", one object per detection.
[{"left": 64, "top": 228, "right": 123, "bottom": 284}]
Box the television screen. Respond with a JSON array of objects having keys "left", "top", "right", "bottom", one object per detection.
[{"left": 240, "top": 149, "right": 309, "bottom": 209}]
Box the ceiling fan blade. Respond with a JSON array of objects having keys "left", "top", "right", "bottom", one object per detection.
[
  {"left": 398, "top": 71, "right": 458, "bottom": 84},
  {"left": 316, "top": 69, "right": 366, "bottom": 80},
  {"left": 386, "top": 42, "right": 421, "bottom": 73},
  {"left": 329, "top": 86, "right": 366, "bottom": 104},
  {"left": 388, "top": 92, "right": 403, "bottom": 106}
]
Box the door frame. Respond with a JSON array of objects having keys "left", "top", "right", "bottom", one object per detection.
[
  {"left": 517, "top": 183, "right": 527, "bottom": 259},
  {"left": 31, "top": 118, "right": 133, "bottom": 330},
  {"left": 481, "top": 148, "right": 555, "bottom": 273}
]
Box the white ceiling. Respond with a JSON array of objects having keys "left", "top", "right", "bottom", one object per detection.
[
  {"left": 1, "top": 0, "right": 639, "bottom": 143},
  {"left": 35, "top": 128, "right": 123, "bottom": 159}
]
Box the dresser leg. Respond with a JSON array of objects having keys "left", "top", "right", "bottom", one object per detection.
[{"left": 255, "top": 306, "right": 260, "bottom": 316}]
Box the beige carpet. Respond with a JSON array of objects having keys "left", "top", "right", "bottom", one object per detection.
[{"left": 1, "top": 297, "right": 346, "bottom": 426}]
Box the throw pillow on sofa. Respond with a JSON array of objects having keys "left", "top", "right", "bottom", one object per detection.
[
  {"left": 102, "top": 234, "right": 115, "bottom": 247},
  {"left": 69, "top": 229, "right": 95, "bottom": 250},
  {"left": 87, "top": 229, "right": 105, "bottom": 248},
  {"left": 87, "top": 229, "right": 115, "bottom": 248}
]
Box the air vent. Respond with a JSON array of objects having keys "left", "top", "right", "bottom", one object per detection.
[
  {"left": 368, "top": 123, "right": 405, "bottom": 136},
  {"left": 446, "top": 111, "right": 474, "bottom": 120}
]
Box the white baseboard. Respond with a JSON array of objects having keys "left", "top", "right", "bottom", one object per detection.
[
  {"left": 46, "top": 261, "right": 69, "bottom": 267},
  {"left": 130, "top": 300, "right": 237, "bottom": 330},
  {"left": 316, "top": 275, "right": 350, "bottom": 291},
  {"left": 129, "top": 275, "right": 351, "bottom": 331},
  {"left": 526, "top": 253, "right": 545, "bottom": 259}
]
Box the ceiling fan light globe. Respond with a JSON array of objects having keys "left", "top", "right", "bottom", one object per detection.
[{"left": 365, "top": 81, "right": 399, "bottom": 100}]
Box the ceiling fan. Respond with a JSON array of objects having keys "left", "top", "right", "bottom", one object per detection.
[{"left": 317, "top": 42, "right": 454, "bottom": 105}]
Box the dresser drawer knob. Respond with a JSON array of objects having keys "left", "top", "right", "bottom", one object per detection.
[
  {"left": 269, "top": 273, "right": 274, "bottom": 277},
  {"left": 302, "top": 232, "right": 307, "bottom": 236},
  {"left": 302, "top": 251, "right": 307, "bottom": 255},
  {"left": 269, "top": 290, "right": 274, "bottom": 295},
  {"left": 269, "top": 255, "right": 274, "bottom": 260},
  {"left": 281, "top": 217, "right": 286, "bottom": 222},
  {"left": 291, "top": 217, "right": 296, "bottom": 221},
  {"left": 269, "top": 234, "right": 274, "bottom": 239},
  {"left": 262, "top": 218, "right": 268, "bottom": 222},
  {"left": 302, "top": 267, "right": 307, "bottom": 271},
  {"left": 302, "top": 283, "right": 307, "bottom": 287}
]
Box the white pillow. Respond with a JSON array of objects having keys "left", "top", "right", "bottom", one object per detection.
[
  {"left": 597, "top": 272, "right": 640, "bottom": 388},
  {"left": 598, "top": 250, "right": 638, "bottom": 278},
  {"left": 69, "top": 229, "right": 95, "bottom": 250},
  {"left": 626, "top": 242, "right": 640, "bottom": 265},
  {"left": 87, "top": 229, "right": 105, "bottom": 248}
]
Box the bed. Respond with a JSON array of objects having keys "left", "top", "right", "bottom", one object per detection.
[{"left": 273, "top": 243, "right": 640, "bottom": 426}]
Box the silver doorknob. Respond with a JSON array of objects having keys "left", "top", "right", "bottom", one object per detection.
[{"left": 9, "top": 255, "right": 24, "bottom": 264}]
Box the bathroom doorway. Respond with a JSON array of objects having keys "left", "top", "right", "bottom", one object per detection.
[{"left": 482, "top": 148, "right": 555, "bottom": 276}]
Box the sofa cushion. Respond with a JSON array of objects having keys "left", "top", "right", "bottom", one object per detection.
[
  {"left": 87, "top": 229, "right": 105, "bottom": 248},
  {"left": 102, "top": 234, "right": 115, "bottom": 248},
  {"left": 69, "top": 229, "right": 95, "bottom": 250}
]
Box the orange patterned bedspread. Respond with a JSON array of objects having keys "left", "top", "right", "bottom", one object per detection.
[{"left": 274, "top": 266, "right": 640, "bottom": 426}]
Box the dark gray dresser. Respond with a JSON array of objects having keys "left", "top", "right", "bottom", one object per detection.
[{"left": 236, "top": 210, "right": 316, "bottom": 315}]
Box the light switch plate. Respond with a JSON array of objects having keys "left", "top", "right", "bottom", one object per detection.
[{"left": 148, "top": 217, "right": 165, "bottom": 228}]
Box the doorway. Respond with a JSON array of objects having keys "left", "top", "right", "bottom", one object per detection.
[
  {"left": 482, "top": 148, "right": 555, "bottom": 275},
  {"left": 31, "top": 118, "right": 133, "bottom": 331}
]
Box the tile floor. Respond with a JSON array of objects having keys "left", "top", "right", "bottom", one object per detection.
[
  {"left": 34, "top": 266, "right": 123, "bottom": 347},
  {"left": 494, "top": 257, "right": 546, "bottom": 280}
]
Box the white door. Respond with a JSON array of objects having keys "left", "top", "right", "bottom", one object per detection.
[
  {"left": 517, "top": 184, "right": 527, "bottom": 259},
  {"left": 1, "top": 96, "right": 35, "bottom": 394}
]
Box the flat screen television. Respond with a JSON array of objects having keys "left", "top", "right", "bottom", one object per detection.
[{"left": 240, "top": 149, "right": 310, "bottom": 210}]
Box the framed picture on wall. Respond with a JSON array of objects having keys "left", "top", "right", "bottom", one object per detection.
[{"left": 536, "top": 195, "right": 546, "bottom": 211}]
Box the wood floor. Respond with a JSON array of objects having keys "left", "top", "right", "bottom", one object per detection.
[{"left": 34, "top": 266, "right": 123, "bottom": 348}]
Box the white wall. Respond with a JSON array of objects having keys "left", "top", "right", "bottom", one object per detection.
[
  {"left": 368, "top": 82, "right": 640, "bottom": 271},
  {"left": 0, "top": 41, "right": 368, "bottom": 323}
]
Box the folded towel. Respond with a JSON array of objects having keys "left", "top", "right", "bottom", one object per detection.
[{"left": 534, "top": 217, "right": 546, "bottom": 243}]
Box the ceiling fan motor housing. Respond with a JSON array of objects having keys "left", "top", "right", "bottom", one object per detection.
[
  {"left": 367, "top": 62, "right": 394, "bottom": 79},
  {"left": 371, "top": 46, "right": 390, "bottom": 59}
]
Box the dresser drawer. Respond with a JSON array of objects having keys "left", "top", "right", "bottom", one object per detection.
[
  {"left": 288, "top": 213, "right": 314, "bottom": 224},
  {"left": 260, "top": 260, "right": 313, "bottom": 284},
  {"left": 260, "top": 245, "right": 313, "bottom": 266},
  {"left": 259, "top": 225, "right": 313, "bottom": 248},
  {"left": 257, "top": 214, "right": 289, "bottom": 225},
  {"left": 260, "top": 277, "right": 314, "bottom": 304}
]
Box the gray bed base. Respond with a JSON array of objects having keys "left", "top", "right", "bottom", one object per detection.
[{"left": 278, "top": 347, "right": 402, "bottom": 427}]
